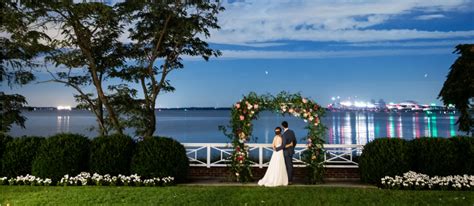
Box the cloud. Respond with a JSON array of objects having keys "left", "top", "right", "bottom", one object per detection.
[
  {"left": 345, "top": 39, "right": 474, "bottom": 47},
  {"left": 183, "top": 48, "right": 452, "bottom": 60},
  {"left": 415, "top": 14, "right": 446, "bottom": 20},
  {"left": 207, "top": 0, "right": 472, "bottom": 44},
  {"left": 209, "top": 29, "right": 474, "bottom": 44},
  {"left": 221, "top": 42, "right": 288, "bottom": 48}
]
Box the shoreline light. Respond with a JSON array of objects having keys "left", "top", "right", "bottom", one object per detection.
[{"left": 57, "top": 106, "right": 72, "bottom": 111}]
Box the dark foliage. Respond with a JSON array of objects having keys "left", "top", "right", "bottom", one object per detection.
[
  {"left": 89, "top": 134, "right": 135, "bottom": 175},
  {"left": 1, "top": 136, "right": 44, "bottom": 177},
  {"left": 131, "top": 137, "right": 188, "bottom": 182},
  {"left": 32, "top": 133, "right": 90, "bottom": 182}
]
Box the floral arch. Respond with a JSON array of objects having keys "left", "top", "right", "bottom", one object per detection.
[{"left": 220, "top": 92, "right": 326, "bottom": 183}]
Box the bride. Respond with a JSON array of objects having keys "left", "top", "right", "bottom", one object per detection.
[{"left": 258, "top": 127, "right": 292, "bottom": 187}]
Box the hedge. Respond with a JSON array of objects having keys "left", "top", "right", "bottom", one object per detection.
[
  {"left": 89, "top": 134, "right": 134, "bottom": 175},
  {"left": 410, "top": 137, "right": 457, "bottom": 176},
  {"left": 131, "top": 137, "right": 189, "bottom": 183},
  {"left": 1, "top": 136, "right": 44, "bottom": 177},
  {"left": 359, "top": 138, "right": 411, "bottom": 184},
  {"left": 32, "top": 133, "right": 90, "bottom": 182},
  {"left": 360, "top": 136, "right": 474, "bottom": 184},
  {"left": 451, "top": 136, "right": 474, "bottom": 174}
]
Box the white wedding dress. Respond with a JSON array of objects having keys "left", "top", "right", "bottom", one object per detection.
[{"left": 258, "top": 135, "right": 288, "bottom": 187}]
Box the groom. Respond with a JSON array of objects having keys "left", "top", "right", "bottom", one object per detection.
[{"left": 275, "top": 121, "right": 297, "bottom": 184}]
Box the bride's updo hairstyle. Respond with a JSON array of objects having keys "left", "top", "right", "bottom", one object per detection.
[{"left": 274, "top": 127, "right": 282, "bottom": 135}]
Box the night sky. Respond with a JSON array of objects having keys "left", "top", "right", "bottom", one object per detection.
[{"left": 3, "top": 0, "right": 474, "bottom": 107}]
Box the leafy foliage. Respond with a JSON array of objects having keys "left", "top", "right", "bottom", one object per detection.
[
  {"left": 439, "top": 44, "right": 474, "bottom": 134},
  {"left": 359, "top": 138, "right": 411, "bottom": 184},
  {"left": 0, "top": 1, "right": 50, "bottom": 86},
  {"left": 1, "top": 136, "right": 44, "bottom": 177},
  {"left": 32, "top": 133, "right": 90, "bottom": 182},
  {"left": 1, "top": 1, "right": 51, "bottom": 133},
  {"left": 131, "top": 137, "right": 189, "bottom": 183},
  {"left": 220, "top": 92, "right": 326, "bottom": 183},
  {"left": 0, "top": 93, "right": 28, "bottom": 133},
  {"left": 89, "top": 134, "right": 135, "bottom": 176}
]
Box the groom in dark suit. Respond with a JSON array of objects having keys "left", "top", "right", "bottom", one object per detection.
[{"left": 275, "top": 121, "right": 297, "bottom": 184}]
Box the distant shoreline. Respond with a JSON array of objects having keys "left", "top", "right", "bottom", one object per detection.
[
  {"left": 22, "top": 107, "right": 233, "bottom": 111},
  {"left": 22, "top": 106, "right": 459, "bottom": 114}
]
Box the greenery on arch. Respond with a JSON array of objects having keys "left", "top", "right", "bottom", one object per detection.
[{"left": 220, "top": 92, "right": 326, "bottom": 183}]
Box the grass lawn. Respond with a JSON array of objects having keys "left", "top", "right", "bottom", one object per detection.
[{"left": 1, "top": 185, "right": 473, "bottom": 205}]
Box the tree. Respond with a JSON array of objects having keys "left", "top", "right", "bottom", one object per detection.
[
  {"left": 110, "top": 1, "right": 223, "bottom": 137},
  {"left": 32, "top": 1, "right": 127, "bottom": 136},
  {"left": 0, "top": 1, "right": 50, "bottom": 134},
  {"left": 27, "top": 1, "right": 223, "bottom": 137},
  {"left": 439, "top": 44, "right": 474, "bottom": 134}
]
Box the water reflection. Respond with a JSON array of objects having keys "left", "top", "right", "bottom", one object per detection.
[
  {"left": 9, "top": 110, "right": 467, "bottom": 145},
  {"left": 324, "top": 111, "right": 465, "bottom": 145},
  {"left": 56, "top": 115, "right": 70, "bottom": 133},
  {"left": 449, "top": 115, "right": 456, "bottom": 137}
]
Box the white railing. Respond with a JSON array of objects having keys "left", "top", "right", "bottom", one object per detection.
[{"left": 183, "top": 143, "right": 364, "bottom": 169}]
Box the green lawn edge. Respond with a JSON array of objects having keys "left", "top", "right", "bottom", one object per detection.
[{"left": 1, "top": 185, "right": 473, "bottom": 206}]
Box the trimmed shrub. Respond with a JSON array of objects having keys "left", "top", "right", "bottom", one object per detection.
[
  {"left": 450, "top": 136, "right": 474, "bottom": 175},
  {"left": 90, "top": 134, "right": 134, "bottom": 175},
  {"left": 1, "top": 136, "right": 44, "bottom": 177},
  {"left": 359, "top": 138, "right": 411, "bottom": 184},
  {"left": 131, "top": 137, "right": 188, "bottom": 183},
  {"left": 410, "top": 137, "right": 457, "bottom": 176},
  {"left": 32, "top": 133, "right": 90, "bottom": 182},
  {"left": 0, "top": 134, "right": 12, "bottom": 176}
]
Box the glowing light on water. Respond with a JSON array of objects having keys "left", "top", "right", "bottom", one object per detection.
[
  {"left": 432, "top": 115, "right": 438, "bottom": 137},
  {"left": 397, "top": 115, "right": 403, "bottom": 138},
  {"left": 387, "top": 115, "right": 395, "bottom": 138}
]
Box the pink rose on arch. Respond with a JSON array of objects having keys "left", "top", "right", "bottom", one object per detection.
[
  {"left": 302, "top": 98, "right": 308, "bottom": 104},
  {"left": 289, "top": 108, "right": 294, "bottom": 113},
  {"left": 254, "top": 104, "right": 259, "bottom": 109},
  {"left": 239, "top": 115, "right": 245, "bottom": 121},
  {"left": 235, "top": 103, "right": 241, "bottom": 109}
]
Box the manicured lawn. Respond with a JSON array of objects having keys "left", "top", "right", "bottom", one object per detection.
[{"left": 1, "top": 185, "right": 472, "bottom": 205}]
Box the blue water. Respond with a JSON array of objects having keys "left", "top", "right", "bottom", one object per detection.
[{"left": 8, "top": 110, "right": 466, "bottom": 144}]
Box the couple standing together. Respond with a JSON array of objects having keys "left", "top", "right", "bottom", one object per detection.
[{"left": 258, "top": 121, "right": 297, "bottom": 187}]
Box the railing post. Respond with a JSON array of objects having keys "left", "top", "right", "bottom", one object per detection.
[
  {"left": 207, "top": 144, "right": 211, "bottom": 168},
  {"left": 259, "top": 145, "right": 263, "bottom": 168}
]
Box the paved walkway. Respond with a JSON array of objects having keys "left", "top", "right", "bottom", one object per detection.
[{"left": 181, "top": 178, "right": 376, "bottom": 189}]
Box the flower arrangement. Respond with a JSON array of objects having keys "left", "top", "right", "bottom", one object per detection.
[
  {"left": 220, "top": 92, "right": 326, "bottom": 183},
  {"left": 381, "top": 171, "right": 474, "bottom": 190},
  {"left": 0, "top": 175, "right": 52, "bottom": 186},
  {"left": 0, "top": 173, "right": 174, "bottom": 187}
]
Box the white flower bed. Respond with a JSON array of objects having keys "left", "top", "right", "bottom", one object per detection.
[
  {"left": 0, "top": 175, "right": 52, "bottom": 186},
  {"left": 59, "top": 172, "right": 174, "bottom": 186},
  {"left": 381, "top": 171, "right": 474, "bottom": 190},
  {"left": 0, "top": 172, "right": 174, "bottom": 187}
]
